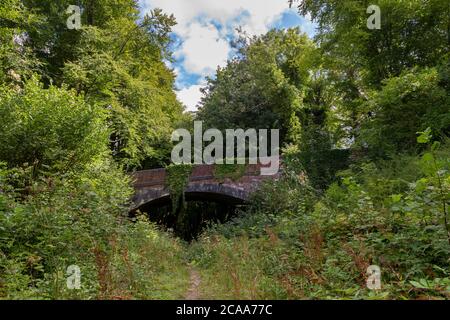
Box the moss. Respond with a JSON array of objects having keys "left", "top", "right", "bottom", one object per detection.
[
  {"left": 165, "top": 164, "right": 193, "bottom": 213},
  {"left": 213, "top": 163, "right": 247, "bottom": 182}
]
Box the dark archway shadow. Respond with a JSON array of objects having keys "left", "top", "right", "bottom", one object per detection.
[
  {"left": 131, "top": 192, "right": 247, "bottom": 241},
  {"left": 135, "top": 191, "right": 246, "bottom": 208}
]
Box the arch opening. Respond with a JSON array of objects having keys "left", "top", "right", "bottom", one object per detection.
[{"left": 131, "top": 191, "right": 247, "bottom": 241}]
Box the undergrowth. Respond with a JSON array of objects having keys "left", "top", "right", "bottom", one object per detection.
[{"left": 188, "top": 140, "right": 450, "bottom": 300}]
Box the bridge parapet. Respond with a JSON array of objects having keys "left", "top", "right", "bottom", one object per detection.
[{"left": 131, "top": 159, "right": 280, "bottom": 210}]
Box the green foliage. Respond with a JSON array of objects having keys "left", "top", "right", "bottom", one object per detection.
[
  {"left": 197, "top": 29, "right": 317, "bottom": 145},
  {"left": 300, "top": 148, "right": 350, "bottom": 190},
  {"left": 0, "top": 0, "right": 42, "bottom": 86},
  {"left": 0, "top": 161, "right": 190, "bottom": 299},
  {"left": 0, "top": 1, "right": 191, "bottom": 300},
  {"left": 213, "top": 164, "right": 246, "bottom": 182},
  {"left": 1, "top": 0, "right": 449, "bottom": 301},
  {"left": 197, "top": 28, "right": 348, "bottom": 185},
  {"left": 16, "top": 0, "right": 141, "bottom": 82},
  {"left": 190, "top": 144, "right": 450, "bottom": 299},
  {"left": 294, "top": 0, "right": 450, "bottom": 86},
  {"left": 288, "top": 0, "right": 450, "bottom": 157},
  {"left": 165, "top": 164, "right": 193, "bottom": 213},
  {"left": 359, "top": 68, "right": 450, "bottom": 156},
  {"left": 60, "top": 9, "right": 183, "bottom": 168},
  {"left": 0, "top": 76, "right": 109, "bottom": 173},
  {"left": 0, "top": 0, "right": 184, "bottom": 168},
  {"left": 250, "top": 169, "right": 317, "bottom": 218},
  {"left": 106, "top": 214, "right": 190, "bottom": 299},
  {"left": 0, "top": 160, "right": 128, "bottom": 299},
  {"left": 415, "top": 131, "right": 450, "bottom": 245}
]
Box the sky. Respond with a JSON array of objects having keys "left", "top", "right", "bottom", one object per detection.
[{"left": 139, "top": 1, "right": 316, "bottom": 112}]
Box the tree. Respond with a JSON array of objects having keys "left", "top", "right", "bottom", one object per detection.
[
  {"left": 0, "top": 0, "right": 42, "bottom": 85},
  {"left": 197, "top": 29, "right": 318, "bottom": 146},
  {"left": 0, "top": 76, "right": 109, "bottom": 173},
  {"left": 197, "top": 28, "right": 348, "bottom": 188},
  {"left": 2, "top": 1, "right": 186, "bottom": 168},
  {"left": 62, "top": 9, "right": 184, "bottom": 168},
  {"left": 359, "top": 66, "right": 450, "bottom": 157},
  {"left": 291, "top": 0, "right": 450, "bottom": 86},
  {"left": 291, "top": 0, "right": 450, "bottom": 157}
]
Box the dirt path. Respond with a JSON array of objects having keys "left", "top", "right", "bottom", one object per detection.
[{"left": 185, "top": 267, "right": 201, "bottom": 300}]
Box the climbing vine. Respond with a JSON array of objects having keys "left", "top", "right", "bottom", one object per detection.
[
  {"left": 165, "top": 164, "right": 193, "bottom": 213},
  {"left": 213, "top": 163, "right": 247, "bottom": 182}
]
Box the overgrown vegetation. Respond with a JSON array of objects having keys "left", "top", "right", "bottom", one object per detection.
[
  {"left": 0, "top": 0, "right": 449, "bottom": 300},
  {"left": 0, "top": 0, "right": 190, "bottom": 300},
  {"left": 188, "top": 0, "right": 450, "bottom": 300},
  {"left": 213, "top": 164, "right": 247, "bottom": 182},
  {"left": 165, "top": 164, "right": 193, "bottom": 213},
  {"left": 189, "top": 139, "right": 450, "bottom": 299}
]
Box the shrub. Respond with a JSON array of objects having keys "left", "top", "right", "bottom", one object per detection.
[{"left": 0, "top": 77, "right": 109, "bottom": 173}]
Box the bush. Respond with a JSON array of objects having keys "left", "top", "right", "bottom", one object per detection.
[
  {"left": 0, "top": 162, "right": 190, "bottom": 299},
  {"left": 0, "top": 77, "right": 190, "bottom": 299},
  {"left": 359, "top": 67, "right": 450, "bottom": 157},
  {"left": 188, "top": 140, "right": 450, "bottom": 299},
  {"left": 0, "top": 76, "right": 109, "bottom": 172}
]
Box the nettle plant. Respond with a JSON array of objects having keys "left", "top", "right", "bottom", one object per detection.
[
  {"left": 392, "top": 128, "right": 450, "bottom": 246},
  {"left": 416, "top": 128, "right": 450, "bottom": 246}
]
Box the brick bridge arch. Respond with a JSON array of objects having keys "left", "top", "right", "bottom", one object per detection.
[{"left": 131, "top": 160, "right": 280, "bottom": 211}]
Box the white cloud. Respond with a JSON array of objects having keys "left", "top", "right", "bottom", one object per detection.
[
  {"left": 142, "top": 0, "right": 303, "bottom": 111},
  {"left": 176, "top": 83, "right": 204, "bottom": 112},
  {"left": 143, "top": 0, "right": 288, "bottom": 35},
  {"left": 175, "top": 22, "right": 230, "bottom": 76}
]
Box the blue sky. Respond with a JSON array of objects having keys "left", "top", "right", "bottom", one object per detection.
[{"left": 139, "top": 1, "right": 316, "bottom": 112}]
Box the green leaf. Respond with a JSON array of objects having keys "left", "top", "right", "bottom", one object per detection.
[
  {"left": 422, "top": 152, "right": 434, "bottom": 163},
  {"left": 409, "top": 280, "right": 427, "bottom": 289},
  {"left": 431, "top": 141, "right": 441, "bottom": 152},
  {"left": 391, "top": 194, "right": 402, "bottom": 203},
  {"left": 417, "top": 127, "right": 432, "bottom": 144}
]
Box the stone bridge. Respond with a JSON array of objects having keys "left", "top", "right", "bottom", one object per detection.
[{"left": 131, "top": 160, "right": 281, "bottom": 211}]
